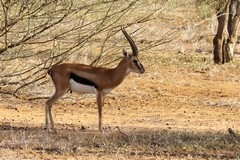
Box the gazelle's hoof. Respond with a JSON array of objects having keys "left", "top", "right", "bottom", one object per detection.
[
  {"left": 49, "top": 128, "right": 56, "bottom": 133},
  {"left": 98, "top": 128, "right": 103, "bottom": 132},
  {"left": 44, "top": 127, "right": 56, "bottom": 133}
]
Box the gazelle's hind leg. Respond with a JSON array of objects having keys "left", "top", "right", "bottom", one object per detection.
[{"left": 45, "top": 90, "right": 67, "bottom": 132}]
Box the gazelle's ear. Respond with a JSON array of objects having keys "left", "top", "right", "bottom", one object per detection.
[{"left": 122, "top": 49, "right": 130, "bottom": 59}]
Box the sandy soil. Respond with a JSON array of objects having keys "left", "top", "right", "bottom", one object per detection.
[{"left": 1, "top": 53, "right": 240, "bottom": 159}]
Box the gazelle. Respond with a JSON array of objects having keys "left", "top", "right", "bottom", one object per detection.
[{"left": 45, "top": 26, "right": 145, "bottom": 132}]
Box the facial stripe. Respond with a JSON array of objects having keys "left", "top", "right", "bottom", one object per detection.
[{"left": 133, "top": 60, "right": 143, "bottom": 70}]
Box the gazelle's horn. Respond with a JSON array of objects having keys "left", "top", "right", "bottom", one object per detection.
[{"left": 121, "top": 26, "right": 138, "bottom": 56}]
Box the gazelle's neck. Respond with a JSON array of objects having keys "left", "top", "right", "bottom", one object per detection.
[
  {"left": 116, "top": 57, "right": 131, "bottom": 75},
  {"left": 109, "top": 57, "right": 130, "bottom": 86}
]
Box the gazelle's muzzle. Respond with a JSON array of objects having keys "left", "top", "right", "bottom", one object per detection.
[{"left": 139, "top": 64, "right": 145, "bottom": 73}]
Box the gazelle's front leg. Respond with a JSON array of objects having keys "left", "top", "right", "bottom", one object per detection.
[{"left": 96, "top": 91, "right": 105, "bottom": 131}]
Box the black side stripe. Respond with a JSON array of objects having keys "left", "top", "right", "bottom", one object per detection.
[{"left": 70, "top": 73, "right": 98, "bottom": 89}]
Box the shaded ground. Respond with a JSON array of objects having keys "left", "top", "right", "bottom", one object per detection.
[{"left": 1, "top": 52, "right": 240, "bottom": 159}]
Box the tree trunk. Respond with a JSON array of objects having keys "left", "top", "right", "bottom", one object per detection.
[
  {"left": 213, "top": 0, "right": 240, "bottom": 64},
  {"left": 226, "top": 0, "right": 240, "bottom": 61}
]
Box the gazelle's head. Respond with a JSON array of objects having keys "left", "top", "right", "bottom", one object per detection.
[{"left": 121, "top": 26, "right": 145, "bottom": 74}]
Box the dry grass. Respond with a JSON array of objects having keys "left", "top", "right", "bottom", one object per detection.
[{"left": 0, "top": 124, "right": 239, "bottom": 159}]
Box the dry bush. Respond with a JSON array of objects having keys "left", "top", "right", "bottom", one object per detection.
[{"left": 0, "top": 0, "right": 183, "bottom": 99}]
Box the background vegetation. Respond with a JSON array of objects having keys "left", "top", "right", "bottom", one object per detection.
[{"left": 0, "top": 0, "right": 220, "bottom": 99}]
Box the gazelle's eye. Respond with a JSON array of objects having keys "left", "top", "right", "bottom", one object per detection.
[{"left": 133, "top": 60, "right": 138, "bottom": 64}]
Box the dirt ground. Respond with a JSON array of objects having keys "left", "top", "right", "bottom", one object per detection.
[{"left": 1, "top": 53, "right": 240, "bottom": 159}]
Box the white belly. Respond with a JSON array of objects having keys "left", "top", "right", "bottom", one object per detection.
[{"left": 70, "top": 79, "right": 97, "bottom": 94}]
